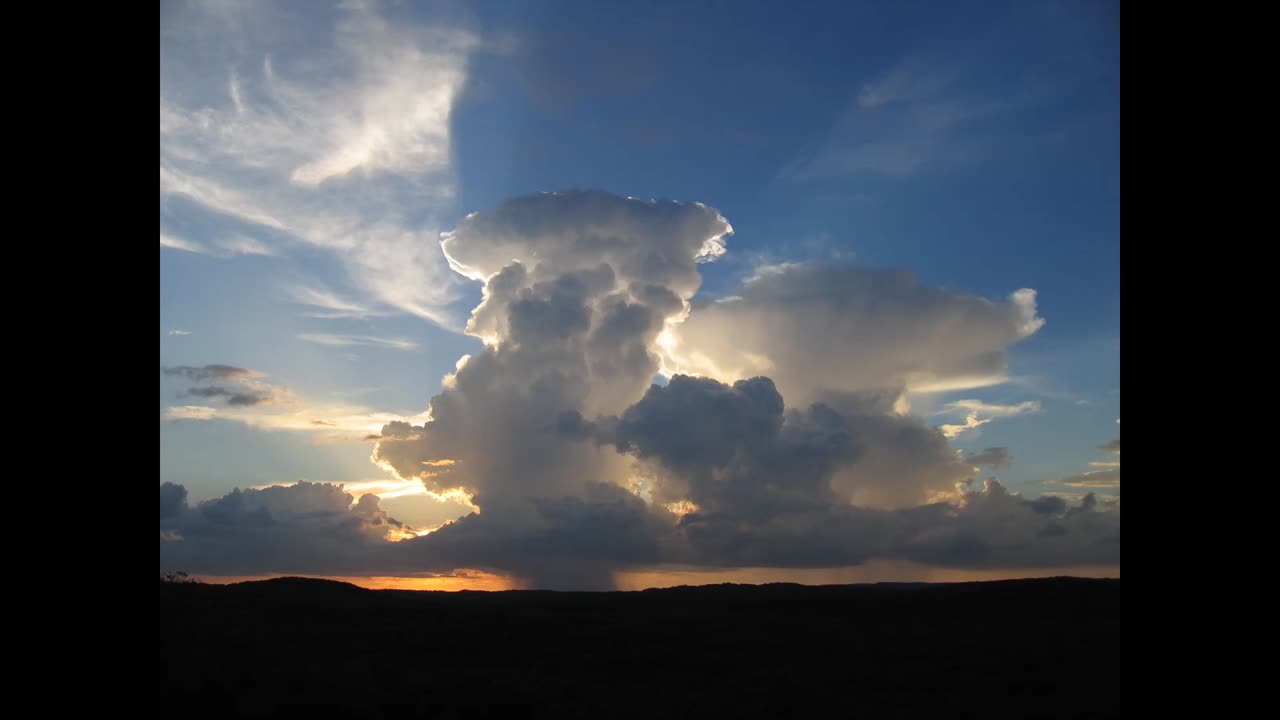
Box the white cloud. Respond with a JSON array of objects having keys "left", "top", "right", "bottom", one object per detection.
[
  {"left": 283, "top": 284, "right": 388, "bottom": 319},
  {"left": 373, "top": 191, "right": 735, "bottom": 526},
  {"left": 215, "top": 234, "right": 277, "bottom": 256},
  {"left": 249, "top": 477, "right": 473, "bottom": 509},
  {"left": 164, "top": 405, "right": 219, "bottom": 421},
  {"left": 162, "top": 229, "right": 279, "bottom": 258},
  {"left": 297, "top": 333, "right": 418, "bottom": 350},
  {"left": 160, "top": 232, "right": 210, "bottom": 254},
  {"left": 856, "top": 61, "right": 955, "bottom": 109},
  {"left": 168, "top": 329, "right": 192, "bottom": 336},
  {"left": 779, "top": 60, "right": 1036, "bottom": 181},
  {"left": 935, "top": 399, "right": 1040, "bottom": 438},
  {"left": 664, "top": 264, "right": 1044, "bottom": 406},
  {"left": 1060, "top": 468, "right": 1120, "bottom": 489},
  {"left": 163, "top": 362, "right": 429, "bottom": 440},
  {"left": 160, "top": 1, "right": 479, "bottom": 329},
  {"left": 161, "top": 228, "right": 279, "bottom": 258},
  {"left": 158, "top": 164, "right": 289, "bottom": 231},
  {"left": 938, "top": 399, "right": 1042, "bottom": 418},
  {"left": 939, "top": 412, "right": 991, "bottom": 438}
]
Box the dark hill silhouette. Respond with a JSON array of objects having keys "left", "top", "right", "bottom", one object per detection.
[
  {"left": 160, "top": 576, "right": 1119, "bottom": 718},
  {"left": 226, "top": 576, "right": 369, "bottom": 591}
]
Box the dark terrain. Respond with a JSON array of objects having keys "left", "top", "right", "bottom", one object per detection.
[{"left": 160, "top": 576, "right": 1119, "bottom": 718}]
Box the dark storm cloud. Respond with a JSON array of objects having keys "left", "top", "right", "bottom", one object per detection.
[
  {"left": 184, "top": 386, "right": 277, "bottom": 406},
  {"left": 160, "top": 482, "right": 188, "bottom": 519},
  {"left": 160, "top": 481, "right": 411, "bottom": 576},
  {"left": 892, "top": 480, "right": 1118, "bottom": 568},
  {"left": 611, "top": 375, "right": 855, "bottom": 521},
  {"left": 393, "top": 483, "right": 675, "bottom": 591},
  {"left": 161, "top": 468, "right": 1119, "bottom": 587},
  {"left": 163, "top": 365, "right": 259, "bottom": 382},
  {"left": 821, "top": 391, "right": 978, "bottom": 508},
  {"left": 966, "top": 447, "right": 1013, "bottom": 468},
  {"left": 163, "top": 364, "right": 282, "bottom": 407}
]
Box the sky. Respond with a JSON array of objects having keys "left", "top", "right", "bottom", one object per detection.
[{"left": 160, "top": 0, "right": 1120, "bottom": 590}]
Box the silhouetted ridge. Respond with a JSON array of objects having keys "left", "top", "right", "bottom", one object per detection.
[
  {"left": 227, "top": 576, "right": 368, "bottom": 593},
  {"left": 161, "top": 576, "right": 1119, "bottom": 717}
]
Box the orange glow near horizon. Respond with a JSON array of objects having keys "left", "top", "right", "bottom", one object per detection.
[
  {"left": 195, "top": 561, "right": 1117, "bottom": 592},
  {"left": 614, "top": 561, "right": 1120, "bottom": 590},
  {"left": 195, "top": 571, "right": 517, "bottom": 592}
]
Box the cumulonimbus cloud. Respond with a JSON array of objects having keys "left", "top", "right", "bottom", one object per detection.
[
  {"left": 162, "top": 190, "right": 1116, "bottom": 589},
  {"left": 372, "top": 191, "right": 734, "bottom": 529}
]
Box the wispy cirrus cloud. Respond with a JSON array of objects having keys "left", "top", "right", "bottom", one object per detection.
[
  {"left": 161, "top": 229, "right": 279, "bottom": 258},
  {"left": 1059, "top": 468, "right": 1120, "bottom": 489},
  {"left": 160, "top": 0, "right": 482, "bottom": 329},
  {"left": 168, "top": 329, "right": 192, "bottom": 336},
  {"left": 215, "top": 234, "right": 278, "bottom": 257},
  {"left": 778, "top": 23, "right": 1107, "bottom": 184},
  {"left": 855, "top": 61, "right": 957, "bottom": 110},
  {"left": 779, "top": 61, "right": 1004, "bottom": 181},
  {"left": 297, "top": 333, "right": 418, "bottom": 350},
  {"left": 160, "top": 232, "right": 210, "bottom": 254},
  {"left": 1043, "top": 439, "right": 1121, "bottom": 494},
  {"left": 164, "top": 405, "right": 219, "bottom": 421},
  {"left": 940, "top": 399, "right": 1042, "bottom": 418},
  {"left": 283, "top": 284, "right": 391, "bottom": 319}
]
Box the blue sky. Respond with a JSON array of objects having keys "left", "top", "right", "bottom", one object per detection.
[{"left": 160, "top": 0, "right": 1118, "bottom": 586}]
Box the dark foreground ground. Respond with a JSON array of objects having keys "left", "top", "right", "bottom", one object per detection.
[{"left": 161, "top": 576, "right": 1119, "bottom": 718}]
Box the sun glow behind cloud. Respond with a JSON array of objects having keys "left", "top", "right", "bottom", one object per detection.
[
  {"left": 248, "top": 477, "right": 475, "bottom": 510},
  {"left": 238, "top": 477, "right": 477, "bottom": 540}
]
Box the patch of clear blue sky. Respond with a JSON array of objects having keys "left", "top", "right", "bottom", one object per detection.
[{"left": 161, "top": 0, "right": 1118, "bottom": 499}]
